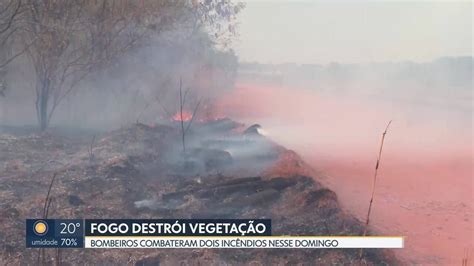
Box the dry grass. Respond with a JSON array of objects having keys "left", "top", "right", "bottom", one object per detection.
[{"left": 359, "top": 120, "right": 391, "bottom": 259}]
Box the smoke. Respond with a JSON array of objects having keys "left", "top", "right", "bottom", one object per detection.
[
  {"left": 215, "top": 57, "right": 473, "bottom": 264},
  {"left": 0, "top": 29, "right": 237, "bottom": 130},
  {"left": 218, "top": 58, "right": 472, "bottom": 158}
]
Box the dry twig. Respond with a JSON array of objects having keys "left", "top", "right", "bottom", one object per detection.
[
  {"left": 37, "top": 172, "right": 57, "bottom": 265},
  {"left": 462, "top": 247, "right": 471, "bottom": 266},
  {"left": 359, "top": 120, "right": 392, "bottom": 259},
  {"left": 178, "top": 77, "right": 201, "bottom": 153}
]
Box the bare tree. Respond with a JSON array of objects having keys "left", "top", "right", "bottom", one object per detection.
[{"left": 21, "top": 0, "right": 187, "bottom": 130}]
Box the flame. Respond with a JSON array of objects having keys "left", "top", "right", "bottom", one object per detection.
[
  {"left": 170, "top": 103, "right": 228, "bottom": 123},
  {"left": 172, "top": 111, "right": 193, "bottom": 122}
]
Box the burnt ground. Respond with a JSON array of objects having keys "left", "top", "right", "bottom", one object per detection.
[{"left": 0, "top": 120, "right": 398, "bottom": 265}]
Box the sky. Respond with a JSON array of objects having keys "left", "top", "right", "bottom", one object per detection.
[{"left": 233, "top": 1, "right": 472, "bottom": 64}]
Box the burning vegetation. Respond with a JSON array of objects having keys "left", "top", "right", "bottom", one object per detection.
[{"left": 0, "top": 119, "right": 397, "bottom": 265}]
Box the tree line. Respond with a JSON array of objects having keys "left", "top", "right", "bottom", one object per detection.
[{"left": 0, "top": 0, "right": 243, "bottom": 130}]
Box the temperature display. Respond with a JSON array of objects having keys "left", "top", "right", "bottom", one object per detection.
[{"left": 26, "top": 219, "right": 84, "bottom": 248}]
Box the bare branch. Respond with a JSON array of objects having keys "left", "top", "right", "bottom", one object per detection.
[
  {"left": 0, "top": 36, "right": 36, "bottom": 69},
  {"left": 359, "top": 120, "right": 392, "bottom": 259},
  {"left": 0, "top": 0, "right": 22, "bottom": 35},
  {"left": 184, "top": 98, "right": 201, "bottom": 134}
]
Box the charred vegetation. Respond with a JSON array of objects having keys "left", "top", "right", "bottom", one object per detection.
[{"left": 0, "top": 119, "right": 397, "bottom": 265}]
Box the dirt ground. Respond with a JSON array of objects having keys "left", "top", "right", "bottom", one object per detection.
[{"left": 0, "top": 121, "right": 397, "bottom": 265}]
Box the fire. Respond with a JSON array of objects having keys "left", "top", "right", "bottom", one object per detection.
[
  {"left": 172, "top": 111, "right": 193, "bottom": 122},
  {"left": 170, "top": 103, "right": 228, "bottom": 123}
]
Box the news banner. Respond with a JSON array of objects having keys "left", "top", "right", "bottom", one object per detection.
[{"left": 26, "top": 219, "right": 404, "bottom": 249}]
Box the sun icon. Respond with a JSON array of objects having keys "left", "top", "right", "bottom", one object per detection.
[{"left": 33, "top": 220, "right": 48, "bottom": 236}]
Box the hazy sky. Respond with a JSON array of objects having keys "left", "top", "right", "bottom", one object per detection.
[{"left": 234, "top": 1, "right": 472, "bottom": 64}]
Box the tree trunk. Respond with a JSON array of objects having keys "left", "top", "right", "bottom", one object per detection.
[{"left": 36, "top": 78, "right": 50, "bottom": 131}]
